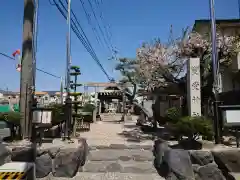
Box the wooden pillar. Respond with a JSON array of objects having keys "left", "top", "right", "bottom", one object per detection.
[{"left": 20, "top": 0, "right": 35, "bottom": 139}]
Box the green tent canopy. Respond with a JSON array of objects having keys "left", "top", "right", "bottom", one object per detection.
[{"left": 0, "top": 104, "right": 19, "bottom": 113}]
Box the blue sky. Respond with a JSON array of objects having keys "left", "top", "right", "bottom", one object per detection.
[{"left": 0, "top": 0, "right": 239, "bottom": 91}]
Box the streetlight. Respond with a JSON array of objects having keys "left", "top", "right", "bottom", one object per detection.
[{"left": 209, "top": 0, "right": 221, "bottom": 144}]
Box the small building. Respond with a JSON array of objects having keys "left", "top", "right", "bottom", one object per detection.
[
  {"left": 34, "top": 91, "right": 62, "bottom": 105},
  {"left": 193, "top": 19, "right": 240, "bottom": 93},
  {"left": 45, "top": 91, "right": 61, "bottom": 104},
  {"left": 84, "top": 82, "right": 132, "bottom": 113}
]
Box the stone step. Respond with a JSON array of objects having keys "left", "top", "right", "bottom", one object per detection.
[
  {"left": 38, "top": 172, "right": 164, "bottom": 180},
  {"left": 82, "top": 160, "right": 157, "bottom": 174},
  {"left": 87, "top": 149, "right": 153, "bottom": 161}
]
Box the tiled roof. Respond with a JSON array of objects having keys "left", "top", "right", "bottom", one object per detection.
[
  {"left": 35, "top": 92, "right": 48, "bottom": 95},
  {"left": 45, "top": 91, "right": 59, "bottom": 96},
  {"left": 0, "top": 89, "right": 18, "bottom": 95}
]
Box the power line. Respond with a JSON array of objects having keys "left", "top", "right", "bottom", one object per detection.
[
  {"left": 86, "top": 0, "right": 114, "bottom": 52},
  {"left": 93, "top": 0, "right": 113, "bottom": 45},
  {"left": 0, "top": 52, "right": 61, "bottom": 79},
  {"left": 78, "top": 0, "right": 103, "bottom": 46},
  {"left": 51, "top": 0, "right": 113, "bottom": 81},
  {"left": 91, "top": 0, "right": 118, "bottom": 61}
]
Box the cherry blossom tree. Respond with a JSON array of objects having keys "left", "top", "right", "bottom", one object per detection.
[
  {"left": 136, "top": 27, "right": 240, "bottom": 93},
  {"left": 116, "top": 26, "right": 240, "bottom": 114}
]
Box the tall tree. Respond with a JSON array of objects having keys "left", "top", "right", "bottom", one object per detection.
[
  {"left": 135, "top": 27, "right": 240, "bottom": 116},
  {"left": 115, "top": 58, "right": 139, "bottom": 101}
]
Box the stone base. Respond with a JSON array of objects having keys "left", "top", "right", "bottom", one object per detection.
[
  {"left": 153, "top": 139, "right": 240, "bottom": 180},
  {"left": 0, "top": 138, "right": 88, "bottom": 179}
]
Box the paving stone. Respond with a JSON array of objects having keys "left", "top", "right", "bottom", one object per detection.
[
  {"left": 109, "top": 144, "right": 128, "bottom": 149},
  {"left": 75, "top": 172, "right": 163, "bottom": 180},
  {"left": 121, "top": 161, "right": 157, "bottom": 173},
  {"left": 88, "top": 149, "right": 153, "bottom": 161},
  {"left": 83, "top": 161, "right": 156, "bottom": 174},
  {"left": 37, "top": 172, "right": 164, "bottom": 180},
  {"left": 128, "top": 144, "right": 153, "bottom": 150},
  {"left": 83, "top": 161, "right": 123, "bottom": 172}
]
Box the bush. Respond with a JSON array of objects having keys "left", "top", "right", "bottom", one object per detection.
[
  {"left": 0, "top": 104, "right": 65, "bottom": 126},
  {"left": 48, "top": 104, "right": 65, "bottom": 125},
  {"left": 174, "top": 116, "right": 213, "bottom": 140},
  {"left": 0, "top": 112, "right": 21, "bottom": 125},
  {"left": 165, "top": 107, "right": 181, "bottom": 124},
  {"left": 82, "top": 103, "right": 95, "bottom": 112}
]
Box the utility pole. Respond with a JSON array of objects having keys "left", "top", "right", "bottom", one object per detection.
[
  {"left": 60, "top": 77, "right": 64, "bottom": 104},
  {"left": 209, "top": 0, "right": 221, "bottom": 144},
  {"left": 63, "top": 0, "right": 72, "bottom": 140},
  {"left": 20, "top": 0, "right": 35, "bottom": 139}
]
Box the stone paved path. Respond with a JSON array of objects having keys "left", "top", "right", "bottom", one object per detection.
[
  {"left": 40, "top": 172, "right": 162, "bottom": 180},
  {"left": 39, "top": 114, "right": 162, "bottom": 179},
  {"left": 75, "top": 114, "right": 161, "bottom": 180},
  {"left": 79, "top": 115, "right": 153, "bottom": 147},
  {"left": 34, "top": 114, "right": 160, "bottom": 179}
]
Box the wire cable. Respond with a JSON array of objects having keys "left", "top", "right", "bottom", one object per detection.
[
  {"left": 0, "top": 52, "right": 61, "bottom": 79},
  {"left": 52, "top": 0, "right": 113, "bottom": 81},
  {"left": 86, "top": 0, "right": 113, "bottom": 52},
  {"left": 78, "top": 0, "right": 103, "bottom": 46},
  {"left": 93, "top": 0, "right": 113, "bottom": 45}
]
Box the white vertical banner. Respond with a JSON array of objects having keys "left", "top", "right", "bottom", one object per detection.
[{"left": 187, "top": 58, "right": 201, "bottom": 116}]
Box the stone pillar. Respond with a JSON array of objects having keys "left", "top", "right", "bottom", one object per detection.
[
  {"left": 187, "top": 58, "right": 201, "bottom": 116},
  {"left": 98, "top": 101, "right": 102, "bottom": 114},
  {"left": 92, "top": 108, "right": 97, "bottom": 123}
]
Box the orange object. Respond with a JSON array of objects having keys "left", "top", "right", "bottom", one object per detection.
[{"left": 12, "top": 49, "right": 21, "bottom": 57}]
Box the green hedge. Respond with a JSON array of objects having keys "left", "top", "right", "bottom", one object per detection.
[
  {"left": 173, "top": 116, "right": 214, "bottom": 141},
  {"left": 0, "top": 104, "right": 65, "bottom": 126},
  {"left": 165, "top": 107, "right": 181, "bottom": 124},
  {"left": 82, "top": 103, "right": 95, "bottom": 112},
  {"left": 0, "top": 112, "right": 21, "bottom": 125},
  {"left": 0, "top": 103, "right": 96, "bottom": 126},
  {"left": 49, "top": 104, "right": 65, "bottom": 125}
]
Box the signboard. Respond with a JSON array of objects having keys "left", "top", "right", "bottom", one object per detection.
[
  {"left": 219, "top": 105, "right": 240, "bottom": 127},
  {"left": 222, "top": 110, "right": 240, "bottom": 126},
  {"left": 219, "top": 105, "right": 240, "bottom": 147},
  {"left": 187, "top": 58, "right": 201, "bottom": 116},
  {"left": 33, "top": 110, "right": 52, "bottom": 124}
]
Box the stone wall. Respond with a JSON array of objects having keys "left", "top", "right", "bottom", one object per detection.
[
  {"left": 153, "top": 139, "right": 240, "bottom": 180},
  {"left": 0, "top": 138, "right": 88, "bottom": 179}
]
